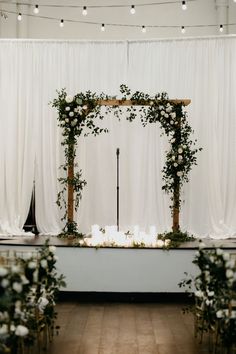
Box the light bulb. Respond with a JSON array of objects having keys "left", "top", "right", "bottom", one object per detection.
[
  {"left": 130, "top": 5, "right": 136, "bottom": 14},
  {"left": 17, "top": 13, "right": 22, "bottom": 21},
  {"left": 60, "top": 19, "right": 64, "bottom": 27},
  {"left": 141, "top": 26, "right": 146, "bottom": 33},
  {"left": 181, "top": 26, "right": 186, "bottom": 34},
  {"left": 219, "top": 24, "right": 224, "bottom": 32},
  {"left": 182, "top": 1, "right": 187, "bottom": 10},
  {"left": 33, "top": 5, "right": 39, "bottom": 14},
  {"left": 101, "top": 23, "right": 105, "bottom": 32},
  {"left": 82, "top": 6, "right": 87, "bottom": 16}
]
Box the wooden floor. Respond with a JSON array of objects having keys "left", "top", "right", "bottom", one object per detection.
[{"left": 48, "top": 302, "right": 209, "bottom": 354}]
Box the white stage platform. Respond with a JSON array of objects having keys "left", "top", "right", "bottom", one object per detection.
[{"left": 0, "top": 236, "right": 235, "bottom": 293}]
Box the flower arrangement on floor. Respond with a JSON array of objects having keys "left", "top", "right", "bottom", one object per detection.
[
  {"left": 0, "top": 241, "right": 66, "bottom": 353},
  {"left": 179, "top": 241, "right": 236, "bottom": 353}
]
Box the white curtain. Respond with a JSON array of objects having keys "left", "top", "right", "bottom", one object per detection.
[{"left": 0, "top": 37, "right": 236, "bottom": 238}]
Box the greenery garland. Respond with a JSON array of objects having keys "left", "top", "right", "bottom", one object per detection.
[
  {"left": 52, "top": 85, "right": 202, "bottom": 238},
  {"left": 51, "top": 89, "right": 113, "bottom": 235}
]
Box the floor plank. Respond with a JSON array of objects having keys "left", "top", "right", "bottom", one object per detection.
[{"left": 48, "top": 301, "right": 209, "bottom": 354}]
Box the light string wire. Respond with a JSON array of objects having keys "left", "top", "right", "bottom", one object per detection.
[
  {"left": 1, "top": 8, "right": 235, "bottom": 30},
  {"left": 0, "top": 0, "right": 198, "bottom": 9}
]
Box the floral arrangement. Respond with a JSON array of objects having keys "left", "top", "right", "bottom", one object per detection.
[
  {"left": 51, "top": 89, "right": 111, "bottom": 236},
  {"left": 52, "top": 85, "right": 201, "bottom": 238},
  {"left": 179, "top": 241, "right": 236, "bottom": 352},
  {"left": 119, "top": 85, "right": 202, "bottom": 212},
  {"left": 0, "top": 241, "right": 66, "bottom": 353}
]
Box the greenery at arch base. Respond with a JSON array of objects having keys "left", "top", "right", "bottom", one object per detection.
[{"left": 52, "top": 85, "right": 202, "bottom": 246}]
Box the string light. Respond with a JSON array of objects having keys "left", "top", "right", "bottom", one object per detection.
[
  {"left": 33, "top": 5, "right": 39, "bottom": 14},
  {"left": 82, "top": 6, "right": 87, "bottom": 16},
  {"left": 17, "top": 13, "right": 22, "bottom": 21},
  {"left": 60, "top": 19, "right": 64, "bottom": 27},
  {"left": 130, "top": 5, "right": 136, "bottom": 14},
  {"left": 181, "top": 26, "right": 186, "bottom": 34},
  {"left": 101, "top": 23, "right": 105, "bottom": 31},
  {"left": 182, "top": 1, "right": 187, "bottom": 10},
  {"left": 219, "top": 24, "right": 224, "bottom": 32},
  {"left": 141, "top": 25, "right": 146, "bottom": 33}
]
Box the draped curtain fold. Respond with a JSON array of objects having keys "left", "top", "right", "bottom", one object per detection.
[{"left": 0, "top": 37, "right": 236, "bottom": 238}]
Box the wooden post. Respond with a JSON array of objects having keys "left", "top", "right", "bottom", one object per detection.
[
  {"left": 67, "top": 143, "right": 74, "bottom": 224},
  {"left": 172, "top": 182, "right": 180, "bottom": 232}
]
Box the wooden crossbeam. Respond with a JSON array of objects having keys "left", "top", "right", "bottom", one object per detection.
[{"left": 98, "top": 99, "right": 191, "bottom": 106}]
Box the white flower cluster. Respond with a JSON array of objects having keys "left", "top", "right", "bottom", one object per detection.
[
  {"left": 0, "top": 243, "right": 63, "bottom": 351},
  {"left": 60, "top": 95, "right": 88, "bottom": 129}
]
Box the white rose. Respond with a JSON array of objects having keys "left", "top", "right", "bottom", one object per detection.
[
  {"left": 28, "top": 261, "right": 37, "bottom": 269},
  {"left": 65, "top": 106, "right": 70, "bottom": 111},
  {"left": 226, "top": 269, "right": 234, "bottom": 278},
  {"left": 40, "top": 259, "right": 47, "bottom": 269},
  {"left": 69, "top": 111, "right": 74, "bottom": 117},
  {"left": 170, "top": 112, "right": 176, "bottom": 119},
  {"left": 61, "top": 121, "right": 65, "bottom": 126},
  {"left": 216, "top": 310, "right": 223, "bottom": 318},
  {"left": 1, "top": 279, "right": 9, "bottom": 288},
  {"left": 11, "top": 265, "right": 21, "bottom": 273},
  {"left": 166, "top": 106, "right": 172, "bottom": 113},
  {"left": 205, "top": 299, "right": 212, "bottom": 306},
  {"left": 225, "top": 260, "right": 235, "bottom": 269},
  {"left": 164, "top": 113, "right": 169, "bottom": 118},
  {"left": 156, "top": 240, "right": 164, "bottom": 248},
  {"left": 15, "top": 300, "right": 21, "bottom": 309},
  {"left": 159, "top": 105, "right": 164, "bottom": 110},
  {"left": 178, "top": 155, "right": 183, "bottom": 160},
  {"left": 175, "top": 121, "right": 178, "bottom": 125},
  {"left": 74, "top": 118, "right": 78, "bottom": 124},
  {"left": 82, "top": 105, "right": 87, "bottom": 110},
  {"left": 0, "top": 324, "right": 8, "bottom": 335},
  {"left": 65, "top": 118, "right": 69, "bottom": 123},
  {"left": 174, "top": 163, "right": 178, "bottom": 167},
  {"left": 222, "top": 252, "right": 230, "bottom": 261},
  {"left": 38, "top": 297, "right": 49, "bottom": 312},
  {"left": 195, "top": 290, "right": 203, "bottom": 298},
  {"left": 10, "top": 324, "right": 16, "bottom": 332},
  {"left": 20, "top": 275, "right": 29, "bottom": 285},
  {"left": 161, "top": 110, "right": 165, "bottom": 116},
  {"left": 12, "top": 282, "right": 23, "bottom": 293},
  {"left": 207, "top": 291, "right": 214, "bottom": 297},
  {"left": 49, "top": 246, "right": 56, "bottom": 254},
  {"left": 172, "top": 156, "right": 175, "bottom": 161},
  {"left": 216, "top": 248, "right": 223, "bottom": 256},
  {"left": 171, "top": 138, "right": 175, "bottom": 143},
  {"left": 15, "top": 325, "right": 29, "bottom": 337},
  {"left": 24, "top": 252, "right": 32, "bottom": 260},
  {"left": 178, "top": 148, "right": 183, "bottom": 154},
  {"left": 177, "top": 171, "right": 183, "bottom": 177},
  {"left": 170, "top": 120, "right": 174, "bottom": 125},
  {"left": 0, "top": 267, "right": 8, "bottom": 277},
  {"left": 65, "top": 95, "right": 73, "bottom": 103},
  {"left": 183, "top": 145, "right": 187, "bottom": 149}
]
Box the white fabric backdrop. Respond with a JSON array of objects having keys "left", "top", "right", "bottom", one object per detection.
[{"left": 0, "top": 37, "right": 236, "bottom": 238}]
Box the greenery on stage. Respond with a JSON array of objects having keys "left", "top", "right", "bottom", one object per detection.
[{"left": 158, "top": 230, "right": 195, "bottom": 249}]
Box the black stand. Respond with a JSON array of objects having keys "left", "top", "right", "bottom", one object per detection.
[
  {"left": 116, "top": 148, "right": 120, "bottom": 232},
  {"left": 23, "top": 181, "right": 38, "bottom": 234}
]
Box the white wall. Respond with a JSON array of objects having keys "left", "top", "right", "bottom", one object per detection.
[{"left": 0, "top": 0, "right": 236, "bottom": 39}]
